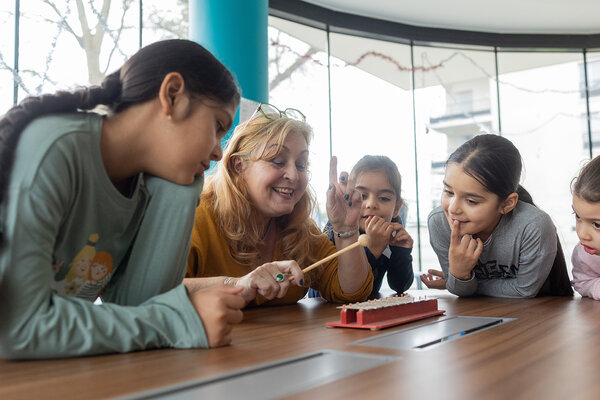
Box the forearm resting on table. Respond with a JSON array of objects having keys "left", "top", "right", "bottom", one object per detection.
[{"left": 184, "top": 276, "right": 229, "bottom": 292}]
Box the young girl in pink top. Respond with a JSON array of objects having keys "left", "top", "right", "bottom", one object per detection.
[{"left": 571, "top": 155, "right": 600, "bottom": 300}]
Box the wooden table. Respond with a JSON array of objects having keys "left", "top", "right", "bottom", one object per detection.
[{"left": 1, "top": 291, "right": 599, "bottom": 399}]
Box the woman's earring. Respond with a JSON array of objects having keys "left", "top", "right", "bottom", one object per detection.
[{"left": 167, "top": 114, "right": 172, "bottom": 121}]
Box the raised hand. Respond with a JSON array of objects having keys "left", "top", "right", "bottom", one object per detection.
[
  {"left": 326, "top": 156, "right": 362, "bottom": 233},
  {"left": 448, "top": 219, "right": 482, "bottom": 280},
  {"left": 188, "top": 285, "right": 245, "bottom": 348},
  {"left": 420, "top": 269, "right": 446, "bottom": 289},
  {"left": 232, "top": 260, "right": 304, "bottom": 303}
]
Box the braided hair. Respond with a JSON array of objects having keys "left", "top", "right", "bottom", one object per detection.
[{"left": 0, "top": 39, "right": 240, "bottom": 243}]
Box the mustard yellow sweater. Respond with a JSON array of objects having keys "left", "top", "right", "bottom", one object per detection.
[{"left": 187, "top": 202, "right": 373, "bottom": 305}]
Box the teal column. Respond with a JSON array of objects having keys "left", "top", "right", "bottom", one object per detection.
[{"left": 189, "top": 0, "right": 268, "bottom": 125}]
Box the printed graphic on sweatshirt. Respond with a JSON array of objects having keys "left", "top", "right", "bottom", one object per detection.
[
  {"left": 473, "top": 260, "right": 518, "bottom": 280},
  {"left": 51, "top": 233, "right": 116, "bottom": 301},
  {"left": 75, "top": 251, "right": 114, "bottom": 299}
]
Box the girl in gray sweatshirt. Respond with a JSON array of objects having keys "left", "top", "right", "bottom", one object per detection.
[{"left": 427, "top": 134, "right": 572, "bottom": 298}]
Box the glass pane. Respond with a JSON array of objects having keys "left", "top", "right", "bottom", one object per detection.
[
  {"left": 18, "top": 0, "right": 140, "bottom": 100},
  {"left": 328, "top": 33, "right": 416, "bottom": 285},
  {"left": 498, "top": 51, "right": 587, "bottom": 273},
  {"left": 586, "top": 49, "right": 600, "bottom": 157},
  {"left": 142, "top": 0, "right": 188, "bottom": 44},
  {"left": 0, "top": 2, "right": 15, "bottom": 112},
  {"left": 268, "top": 16, "right": 330, "bottom": 226},
  {"left": 413, "top": 44, "right": 498, "bottom": 282}
]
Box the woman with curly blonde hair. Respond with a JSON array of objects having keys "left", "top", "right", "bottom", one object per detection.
[{"left": 185, "top": 104, "right": 373, "bottom": 306}]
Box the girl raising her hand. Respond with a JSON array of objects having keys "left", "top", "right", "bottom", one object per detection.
[{"left": 309, "top": 155, "right": 414, "bottom": 298}]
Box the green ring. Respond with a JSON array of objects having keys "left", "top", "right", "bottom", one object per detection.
[{"left": 275, "top": 273, "right": 285, "bottom": 282}]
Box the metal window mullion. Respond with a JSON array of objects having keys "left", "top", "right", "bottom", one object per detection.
[
  {"left": 495, "top": 47, "right": 502, "bottom": 135},
  {"left": 13, "top": 0, "right": 20, "bottom": 105},
  {"left": 583, "top": 49, "right": 593, "bottom": 159},
  {"left": 410, "top": 41, "right": 423, "bottom": 288},
  {"left": 139, "top": 0, "right": 143, "bottom": 48},
  {"left": 326, "top": 25, "right": 332, "bottom": 159}
]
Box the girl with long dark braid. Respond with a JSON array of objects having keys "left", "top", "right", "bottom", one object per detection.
[{"left": 0, "top": 39, "right": 245, "bottom": 359}]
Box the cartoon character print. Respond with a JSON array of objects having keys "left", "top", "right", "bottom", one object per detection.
[
  {"left": 55, "top": 234, "right": 98, "bottom": 295},
  {"left": 50, "top": 233, "right": 116, "bottom": 300},
  {"left": 75, "top": 251, "right": 114, "bottom": 300}
]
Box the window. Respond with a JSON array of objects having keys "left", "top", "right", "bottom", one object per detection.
[
  {"left": 268, "top": 16, "right": 330, "bottom": 226},
  {"left": 0, "top": 2, "right": 14, "bottom": 112}
]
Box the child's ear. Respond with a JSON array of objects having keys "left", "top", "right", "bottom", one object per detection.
[
  {"left": 158, "top": 72, "right": 186, "bottom": 119},
  {"left": 393, "top": 201, "right": 402, "bottom": 219},
  {"left": 500, "top": 192, "right": 519, "bottom": 214}
]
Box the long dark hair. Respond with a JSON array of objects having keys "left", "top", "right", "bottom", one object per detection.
[
  {"left": 0, "top": 39, "right": 240, "bottom": 243},
  {"left": 448, "top": 134, "right": 572, "bottom": 296}
]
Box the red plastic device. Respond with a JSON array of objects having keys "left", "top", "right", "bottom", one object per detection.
[{"left": 326, "top": 295, "right": 445, "bottom": 331}]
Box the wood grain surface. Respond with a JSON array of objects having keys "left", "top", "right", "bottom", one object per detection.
[{"left": 1, "top": 291, "right": 598, "bottom": 400}]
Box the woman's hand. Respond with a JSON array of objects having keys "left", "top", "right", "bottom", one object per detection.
[
  {"left": 420, "top": 269, "right": 446, "bottom": 289},
  {"left": 188, "top": 285, "right": 245, "bottom": 348},
  {"left": 448, "top": 219, "right": 482, "bottom": 280},
  {"left": 231, "top": 260, "right": 304, "bottom": 303},
  {"left": 326, "top": 156, "right": 362, "bottom": 233}
]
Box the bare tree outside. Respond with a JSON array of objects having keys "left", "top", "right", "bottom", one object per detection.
[
  {"left": 144, "top": 0, "right": 188, "bottom": 40},
  {"left": 0, "top": 0, "right": 314, "bottom": 103},
  {"left": 1, "top": 0, "right": 183, "bottom": 98},
  {"left": 41, "top": 0, "right": 135, "bottom": 85},
  {"left": 269, "top": 29, "right": 319, "bottom": 92}
]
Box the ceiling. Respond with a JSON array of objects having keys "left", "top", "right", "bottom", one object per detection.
[
  {"left": 302, "top": 0, "right": 600, "bottom": 35},
  {"left": 269, "top": 1, "right": 600, "bottom": 90}
]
